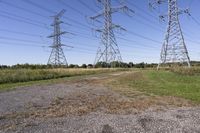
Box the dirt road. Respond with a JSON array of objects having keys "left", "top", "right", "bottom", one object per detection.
[{"left": 0, "top": 72, "right": 200, "bottom": 133}]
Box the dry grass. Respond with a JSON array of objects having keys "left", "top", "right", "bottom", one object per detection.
[
  {"left": 0, "top": 68, "right": 127, "bottom": 84},
  {"left": 169, "top": 67, "right": 200, "bottom": 75}
]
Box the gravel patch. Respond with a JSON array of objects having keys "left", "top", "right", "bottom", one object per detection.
[
  {"left": 2, "top": 108, "right": 200, "bottom": 133},
  {"left": 0, "top": 84, "right": 79, "bottom": 115}
]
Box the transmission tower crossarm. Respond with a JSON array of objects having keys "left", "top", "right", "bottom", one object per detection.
[
  {"left": 112, "top": 24, "right": 126, "bottom": 31},
  {"left": 54, "top": 9, "right": 66, "bottom": 18},
  {"left": 49, "top": 44, "right": 73, "bottom": 47},
  {"left": 95, "top": 28, "right": 104, "bottom": 32},
  {"left": 90, "top": 4, "right": 134, "bottom": 20},
  {"left": 177, "top": 8, "right": 190, "bottom": 15},
  {"left": 47, "top": 31, "right": 67, "bottom": 38},
  {"left": 90, "top": 12, "right": 104, "bottom": 20},
  {"left": 111, "top": 5, "right": 134, "bottom": 14},
  {"left": 149, "top": 0, "right": 166, "bottom": 6}
]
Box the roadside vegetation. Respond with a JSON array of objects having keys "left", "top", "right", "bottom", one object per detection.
[
  {"left": 0, "top": 68, "right": 132, "bottom": 92},
  {"left": 0, "top": 68, "right": 128, "bottom": 84}
]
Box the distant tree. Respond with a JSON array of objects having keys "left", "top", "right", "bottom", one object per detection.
[
  {"left": 81, "top": 64, "right": 87, "bottom": 68},
  {"left": 135, "top": 62, "right": 145, "bottom": 68},
  {"left": 119, "top": 62, "right": 129, "bottom": 68},
  {"left": 74, "top": 64, "right": 79, "bottom": 68},
  {"left": 128, "top": 62, "right": 134, "bottom": 68},
  {"left": 87, "top": 64, "right": 93, "bottom": 68},
  {"left": 68, "top": 64, "right": 75, "bottom": 68},
  {"left": 0, "top": 65, "right": 9, "bottom": 69},
  {"left": 95, "top": 62, "right": 109, "bottom": 68},
  {"left": 111, "top": 61, "right": 120, "bottom": 68}
]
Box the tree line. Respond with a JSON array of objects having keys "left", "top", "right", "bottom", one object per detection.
[{"left": 0, "top": 61, "right": 199, "bottom": 69}]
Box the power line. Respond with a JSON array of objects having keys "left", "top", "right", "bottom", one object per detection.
[
  {"left": 53, "top": 5, "right": 163, "bottom": 47},
  {"left": 18, "top": 1, "right": 163, "bottom": 43},
  {"left": 0, "top": 41, "right": 96, "bottom": 55},
  {"left": 126, "top": 0, "right": 160, "bottom": 23},
  {"left": 68, "top": 50, "right": 95, "bottom": 55},
  {"left": 21, "top": 0, "right": 55, "bottom": 14},
  {"left": 0, "top": 10, "right": 47, "bottom": 26},
  {"left": 126, "top": 30, "right": 162, "bottom": 44},
  {"left": 1, "top": 40, "right": 198, "bottom": 57},
  {"left": 56, "top": 0, "right": 85, "bottom": 16},
  {"left": 1, "top": 0, "right": 199, "bottom": 65},
  {"left": 64, "top": 23, "right": 162, "bottom": 49},
  {"left": 19, "top": 0, "right": 93, "bottom": 30},
  {"left": 189, "top": 14, "right": 200, "bottom": 27},
  {"left": 0, "top": 13, "right": 50, "bottom": 29},
  {"left": 189, "top": 0, "right": 195, "bottom": 8},
  {"left": 63, "top": 16, "right": 92, "bottom": 30},
  {"left": 122, "top": 0, "right": 166, "bottom": 33},
  {"left": 0, "top": 41, "right": 46, "bottom": 48},
  {"left": 73, "top": 26, "right": 163, "bottom": 49},
  {"left": 1, "top": 31, "right": 196, "bottom": 53},
  {"left": 66, "top": 25, "right": 162, "bottom": 50},
  {"left": 0, "top": 36, "right": 44, "bottom": 44},
  {"left": 4, "top": 0, "right": 160, "bottom": 47},
  {"left": 62, "top": 28, "right": 98, "bottom": 41},
  {"left": 126, "top": 15, "right": 164, "bottom": 33},
  {"left": 0, "top": 29, "right": 43, "bottom": 37},
  {"left": 0, "top": 0, "right": 49, "bottom": 19},
  {"left": 0, "top": 3, "right": 189, "bottom": 52},
  {"left": 78, "top": 0, "right": 98, "bottom": 13},
  {"left": 116, "top": 36, "right": 160, "bottom": 49},
  {"left": 66, "top": 36, "right": 160, "bottom": 51}
]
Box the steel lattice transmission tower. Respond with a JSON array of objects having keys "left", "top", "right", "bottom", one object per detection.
[
  {"left": 90, "top": 0, "right": 134, "bottom": 67},
  {"left": 149, "top": 0, "right": 191, "bottom": 69},
  {"left": 47, "top": 9, "right": 68, "bottom": 66}
]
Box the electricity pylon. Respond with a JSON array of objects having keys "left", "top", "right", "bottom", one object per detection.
[
  {"left": 90, "top": 0, "right": 134, "bottom": 67},
  {"left": 47, "top": 9, "right": 68, "bottom": 66},
  {"left": 149, "top": 0, "right": 191, "bottom": 69}
]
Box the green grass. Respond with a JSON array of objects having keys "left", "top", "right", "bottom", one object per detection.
[
  {"left": 114, "top": 70, "right": 200, "bottom": 103},
  {"left": 144, "top": 71, "right": 200, "bottom": 101}
]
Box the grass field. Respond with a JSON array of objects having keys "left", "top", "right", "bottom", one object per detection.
[{"left": 110, "top": 69, "right": 200, "bottom": 103}]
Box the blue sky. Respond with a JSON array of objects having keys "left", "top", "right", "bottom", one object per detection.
[{"left": 0, "top": 0, "right": 199, "bottom": 65}]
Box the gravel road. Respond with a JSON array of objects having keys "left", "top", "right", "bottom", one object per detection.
[{"left": 0, "top": 73, "right": 200, "bottom": 133}]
